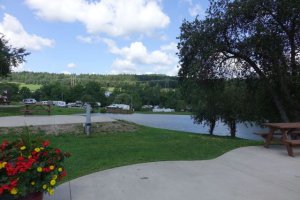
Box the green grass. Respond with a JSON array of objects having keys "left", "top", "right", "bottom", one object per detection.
[
  {"left": 18, "top": 83, "right": 42, "bottom": 91},
  {"left": 136, "top": 111, "right": 192, "bottom": 115},
  {"left": 0, "top": 106, "right": 84, "bottom": 117},
  {"left": 7, "top": 82, "right": 42, "bottom": 91},
  {"left": 0, "top": 126, "right": 260, "bottom": 182}
]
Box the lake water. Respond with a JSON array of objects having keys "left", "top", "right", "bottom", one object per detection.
[{"left": 97, "top": 113, "right": 265, "bottom": 140}]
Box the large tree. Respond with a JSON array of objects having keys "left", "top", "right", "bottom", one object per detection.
[
  {"left": 178, "top": 0, "right": 300, "bottom": 122},
  {"left": 0, "top": 34, "right": 29, "bottom": 76}
]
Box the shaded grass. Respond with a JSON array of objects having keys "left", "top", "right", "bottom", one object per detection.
[
  {"left": 0, "top": 125, "right": 261, "bottom": 182},
  {"left": 0, "top": 106, "right": 84, "bottom": 117}
]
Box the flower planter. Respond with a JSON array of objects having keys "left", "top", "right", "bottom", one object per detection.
[
  {"left": 19, "top": 192, "right": 43, "bottom": 200},
  {"left": 0, "top": 138, "right": 69, "bottom": 199}
]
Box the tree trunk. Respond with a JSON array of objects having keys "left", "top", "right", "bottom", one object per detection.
[
  {"left": 266, "top": 84, "right": 290, "bottom": 122},
  {"left": 209, "top": 119, "right": 216, "bottom": 135},
  {"left": 227, "top": 120, "right": 236, "bottom": 138}
]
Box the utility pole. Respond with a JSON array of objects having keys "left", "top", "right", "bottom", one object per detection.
[{"left": 84, "top": 104, "right": 92, "bottom": 136}]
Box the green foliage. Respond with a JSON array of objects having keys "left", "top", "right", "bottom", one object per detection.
[
  {"left": 0, "top": 82, "right": 20, "bottom": 101},
  {"left": 3, "top": 72, "right": 178, "bottom": 89},
  {"left": 19, "top": 87, "right": 31, "bottom": 99},
  {"left": 114, "top": 93, "right": 131, "bottom": 105},
  {"left": 0, "top": 34, "right": 29, "bottom": 77},
  {"left": 178, "top": 0, "right": 300, "bottom": 121}
]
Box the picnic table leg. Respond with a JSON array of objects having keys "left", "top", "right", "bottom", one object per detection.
[
  {"left": 264, "top": 128, "right": 275, "bottom": 148},
  {"left": 281, "top": 129, "right": 294, "bottom": 157}
]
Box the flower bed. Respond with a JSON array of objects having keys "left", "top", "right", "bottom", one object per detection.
[{"left": 0, "top": 135, "right": 70, "bottom": 199}]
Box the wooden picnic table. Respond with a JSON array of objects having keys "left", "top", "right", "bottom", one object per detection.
[
  {"left": 264, "top": 122, "right": 300, "bottom": 156},
  {"left": 21, "top": 103, "right": 51, "bottom": 115}
]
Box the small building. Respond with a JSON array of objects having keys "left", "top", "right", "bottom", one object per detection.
[
  {"left": 23, "top": 98, "right": 37, "bottom": 104},
  {"left": 52, "top": 101, "right": 66, "bottom": 107},
  {"left": 105, "top": 91, "right": 112, "bottom": 97},
  {"left": 106, "top": 104, "right": 131, "bottom": 114},
  {"left": 152, "top": 107, "right": 175, "bottom": 113}
]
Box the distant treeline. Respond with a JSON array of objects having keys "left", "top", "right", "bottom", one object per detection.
[{"left": 2, "top": 72, "right": 179, "bottom": 88}]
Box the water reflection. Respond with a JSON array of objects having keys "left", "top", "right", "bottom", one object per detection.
[{"left": 97, "top": 113, "right": 265, "bottom": 140}]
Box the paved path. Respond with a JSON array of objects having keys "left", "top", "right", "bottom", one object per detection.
[
  {"left": 0, "top": 115, "right": 115, "bottom": 127},
  {"left": 45, "top": 146, "right": 300, "bottom": 200}
]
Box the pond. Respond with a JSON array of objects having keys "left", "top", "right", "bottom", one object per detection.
[{"left": 97, "top": 113, "right": 265, "bottom": 140}]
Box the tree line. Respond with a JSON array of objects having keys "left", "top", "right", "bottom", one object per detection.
[
  {"left": 2, "top": 72, "right": 178, "bottom": 89},
  {"left": 0, "top": 81, "right": 186, "bottom": 112}
]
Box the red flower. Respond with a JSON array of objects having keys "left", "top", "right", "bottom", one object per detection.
[
  {"left": 0, "top": 187, "right": 3, "bottom": 194},
  {"left": 43, "top": 141, "right": 50, "bottom": 147},
  {"left": 55, "top": 149, "right": 61, "bottom": 154},
  {"left": 43, "top": 167, "right": 51, "bottom": 173},
  {"left": 60, "top": 170, "right": 67, "bottom": 178},
  {"left": 10, "top": 179, "right": 18, "bottom": 187},
  {"left": 1, "top": 140, "right": 8, "bottom": 150},
  {"left": 17, "top": 156, "right": 25, "bottom": 162}
]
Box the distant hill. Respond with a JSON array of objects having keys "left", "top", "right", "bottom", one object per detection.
[{"left": 1, "top": 72, "right": 178, "bottom": 88}]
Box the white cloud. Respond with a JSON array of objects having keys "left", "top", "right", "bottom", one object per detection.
[
  {"left": 182, "top": 0, "right": 205, "bottom": 17},
  {"left": 76, "top": 35, "right": 93, "bottom": 44},
  {"left": 102, "top": 38, "right": 179, "bottom": 75},
  {"left": 0, "top": 13, "right": 54, "bottom": 50},
  {"left": 111, "top": 59, "right": 137, "bottom": 74},
  {"left": 188, "top": 3, "right": 205, "bottom": 17},
  {"left": 76, "top": 35, "right": 104, "bottom": 44},
  {"left": 61, "top": 70, "right": 71, "bottom": 75},
  {"left": 160, "top": 42, "right": 177, "bottom": 53},
  {"left": 25, "top": 0, "right": 170, "bottom": 37},
  {"left": 12, "top": 63, "right": 25, "bottom": 72},
  {"left": 67, "top": 63, "right": 76, "bottom": 68}
]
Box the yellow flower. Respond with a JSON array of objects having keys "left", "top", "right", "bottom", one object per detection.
[
  {"left": 52, "top": 175, "right": 58, "bottom": 180},
  {"left": 31, "top": 181, "right": 35, "bottom": 185},
  {"left": 34, "top": 148, "right": 41, "bottom": 152},
  {"left": 50, "top": 179, "right": 56, "bottom": 186},
  {"left": 37, "top": 167, "right": 43, "bottom": 172},
  {"left": 47, "top": 188, "right": 55, "bottom": 195},
  {"left": 20, "top": 146, "right": 26, "bottom": 150},
  {"left": 42, "top": 184, "right": 47, "bottom": 190},
  {"left": 0, "top": 162, "right": 7, "bottom": 169},
  {"left": 49, "top": 165, "right": 55, "bottom": 170},
  {"left": 10, "top": 188, "right": 18, "bottom": 195},
  {"left": 40, "top": 147, "right": 44, "bottom": 150},
  {"left": 58, "top": 167, "right": 63, "bottom": 172}
]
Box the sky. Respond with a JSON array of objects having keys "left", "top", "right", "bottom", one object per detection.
[{"left": 0, "top": 0, "right": 209, "bottom": 76}]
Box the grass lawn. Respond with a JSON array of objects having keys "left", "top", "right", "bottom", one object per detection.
[
  {"left": 0, "top": 106, "right": 85, "bottom": 117},
  {"left": 0, "top": 125, "right": 261, "bottom": 182},
  {"left": 18, "top": 83, "right": 42, "bottom": 91}
]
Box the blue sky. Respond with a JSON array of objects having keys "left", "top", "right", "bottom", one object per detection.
[{"left": 0, "top": 0, "right": 209, "bottom": 75}]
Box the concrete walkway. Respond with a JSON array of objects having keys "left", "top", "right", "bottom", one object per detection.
[
  {"left": 45, "top": 146, "right": 300, "bottom": 200},
  {"left": 0, "top": 115, "right": 115, "bottom": 127}
]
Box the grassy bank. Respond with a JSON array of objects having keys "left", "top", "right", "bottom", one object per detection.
[
  {"left": 0, "top": 125, "right": 260, "bottom": 181},
  {"left": 0, "top": 106, "right": 84, "bottom": 117}
]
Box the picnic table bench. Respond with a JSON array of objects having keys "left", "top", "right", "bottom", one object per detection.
[
  {"left": 263, "top": 122, "right": 300, "bottom": 157},
  {"left": 21, "top": 103, "right": 51, "bottom": 115},
  {"left": 0, "top": 100, "right": 10, "bottom": 105}
]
